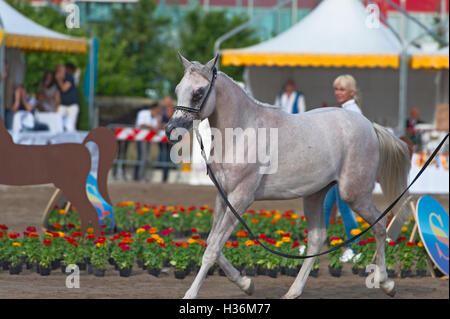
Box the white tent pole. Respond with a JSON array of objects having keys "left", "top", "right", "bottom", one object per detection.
[{"left": 398, "top": 47, "right": 408, "bottom": 136}]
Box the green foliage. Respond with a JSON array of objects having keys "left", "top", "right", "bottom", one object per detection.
[{"left": 178, "top": 8, "right": 260, "bottom": 83}]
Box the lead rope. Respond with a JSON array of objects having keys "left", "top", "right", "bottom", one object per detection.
[{"left": 195, "top": 127, "right": 449, "bottom": 259}]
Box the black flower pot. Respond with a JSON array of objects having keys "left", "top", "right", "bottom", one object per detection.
[
  {"left": 39, "top": 266, "right": 51, "bottom": 276},
  {"left": 207, "top": 266, "right": 216, "bottom": 276},
  {"left": 280, "top": 266, "right": 287, "bottom": 275},
  {"left": 218, "top": 268, "right": 227, "bottom": 277},
  {"left": 174, "top": 269, "right": 187, "bottom": 279},
  {"left": 108, "top": 257, "right": 115, "bottom": 266},
  {"left": 387, "top": 269, "right": 397, "bottom": 278},
  {"left": 93, "top": 267, "right": 106, "bottom": 277},
  {"left": 137, "top": 260, "right": 145, "bottom": 269},
  {"left": 61, "top": 265, "right": 67, "bottom": 273},
  {"left": 119, "top": 267, "right": 132, "bottom": 277},
  {"left": 267, "top": 268, "right": 278, "bottom": 278},
  {"left": 257, "top": 266, "right": 267, "bottom": 276},
  {"left": 147, "top": 267, "right": 161, "bottom": 277},
  {"left": 328, "top": 266, "right": 342, "bottom": 278},
  {"left": 235, "top": 264, "right": 245, "bottom": 274},
  {"left": 2, "top": 260, "right": 10, "bottom": 271},
  {"left": 309, "top": 268, "right": 319, "bottom": 277},
  {"left": 245, "top": 267, "right": 257, "bottom": 277},
  {"left": 287, "top": 267, "right": 298, "bottom": 277},
  {"left": 51, "top": 259, "right": 60, "bottom": 270},
  {"left": 32, "top": 262, "right": 40, "bottom": 273},
  {"left": 416, "top": 269, "right": 427, "bottom": 277},
  {"left": 401, "top": 269, "right": 412, "bottom": 278},
  {"left": 9, "top": 263, "right": 22, "bottom": 275},
  {"left": 77, "top": 262, "right": 87, "bottom": 271},
  {"left": 359, "top": 268, "right": 369, "bottom": 277},
  {"left": 351, "top": 267, "right": 359, "bottom": 275}
]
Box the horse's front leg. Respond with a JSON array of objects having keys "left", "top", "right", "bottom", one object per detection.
[{"left": 183, "top": 189, "right": 254, "bottom": 299}]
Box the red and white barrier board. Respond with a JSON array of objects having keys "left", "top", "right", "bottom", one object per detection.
[{"left": 114, "top": 127, "right": 168, "bottom": 143}]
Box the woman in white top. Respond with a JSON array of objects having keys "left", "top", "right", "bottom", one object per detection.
[
  {"left": 323, "top": 74, "right": 362, "bottom": 262},
  {"left": 333, "top": 74, "right": 362, "bottom": 114}
]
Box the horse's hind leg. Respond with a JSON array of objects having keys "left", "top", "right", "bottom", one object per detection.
[
  {"left": 348, "top": 194, "right": 396, "bottom": 297},
  {"left": 283, "top": 188, "right": 328, "bottom": 299}
]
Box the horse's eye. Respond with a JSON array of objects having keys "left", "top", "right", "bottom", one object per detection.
[{"left": 192, "top": 88, "right": 205, "bottom": 102}]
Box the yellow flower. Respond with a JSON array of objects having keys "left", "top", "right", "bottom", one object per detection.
[
  {"left": 274, "top": 214, "right": 282, "bottom": 220},
  {"left": 350, "top": 228, "right": 362, "bottom": 236},
  {"left": 86, "top": 227, "right": 94, "bottom": 234},
  {"left": 418, "top": 241, "right": 424, "bottom": 248},
  {"left": 188, "top": 239, "right": 197, "bottom": 244},
  {"left": 127, "top": 201, "right": 134, "bottom": 206},
  {"left": 401, "top": 226, "right": 408, "bottom": 232},
  {"left": 356, "top": 216, "right": 364, "bottom": 223},
  {"left": 196, "top": 213, "right": 203, "bottom": 217},
  {"left": 151, "top": 234, "right": 161, "bottom": 241},
  {"left": 136, "top": 228, "right": 146, "bottom": 234},
  {"left": 282, "top": 237, "right": 291, "bottom": 242},
  {"left": 275, "top": 241, "right": 284, "bottom": 247},
  {"left": 12, "top": 242, "right": 21, "bottom": 247},
  {"left": 58, "top": 232, "right": 65, "bottom": 238},
  {"left": 276, "top": 230, "right": 285, "bottom": 235},
  {"left": 362, "top": 222, "right": 370, "bottom": 229},
  {"left": 245, "top": 240, "right": 255, "bottom": 247},
  {"left": 59, "top": 209, "right": 66, "bottom": 215},
  {"left": 291, "top": 214, "right": 298, "bottom": 220},
  {"left": 141, "top": 207, "right": 150, "bottom": 213},
  {"left": 167, "top": 206, "right": 175, "bottom": 211},
  {"left": 96, "top": 242, "right": 104, "bottom": 248}
]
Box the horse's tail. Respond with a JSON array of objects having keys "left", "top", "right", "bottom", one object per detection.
[
  {"left": 83, "top": 127, "right": 118, "bottom": 205},
  {"left": 373, "top": 123, "right": 411, "bottom": 209}
]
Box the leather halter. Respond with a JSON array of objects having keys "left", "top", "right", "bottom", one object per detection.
[{"left": 174, "top": 67, "right": 217, "bottom": 116}]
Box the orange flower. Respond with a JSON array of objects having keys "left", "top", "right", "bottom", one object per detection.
[
  {"left": 270, "top": 219, "right": 278, "bottom": 224},
  {"left": 236, "top": 230, "right": 248, "bottom": 238},
  {"left": 149, "top": 227, "right": 158, "bottom": 234},
  {"left": 53, "top": 223, "right": 62, "bottom": 230},
  {"left": 122, "top": 237, "right": 133, "bottom": 244},
  {"left": 251, "top": 218, "right": 259, "bottom": 224},
  {"left": 28, "top": 232, "right": 39, "bottom": 239}
]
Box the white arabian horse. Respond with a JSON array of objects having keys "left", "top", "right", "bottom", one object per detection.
[{"left": 165, "top": 54, "right": 411, "bottom": 299}]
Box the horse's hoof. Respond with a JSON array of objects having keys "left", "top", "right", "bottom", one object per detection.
[
  {"left": 281, "top": 293, "right": 297, "bottom": 299},
  {"left": 241, "top": 277, "right": 254, "bottom": 295},
  {"left": 380, "top": 280, "right": 396, "bottom": 297},
  {"left": 183, "top": 290, "right": 198, "bottom": 299}
]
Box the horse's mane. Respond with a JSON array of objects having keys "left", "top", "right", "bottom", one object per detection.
[{"left": 218, "top": 71, "right": 275, "bottom": 109}]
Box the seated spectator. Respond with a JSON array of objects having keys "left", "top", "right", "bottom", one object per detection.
[
  {"left": 406, "top": 107, "right": 424, "bottom": 146},
  {"left": 134, "top": 102, "right": 163, "bottom": 181},
  {"left": 55, "top": 64, "right": 79, "bottom": 132},
  {"left": 159, "top": 96, "right": 175, "bottom": 182},
  {"left": 37, "top": 71, "right": 60, "bottom": 112},
  {"left": 11, "top": 85, "right": 47, "bottom": 132}
]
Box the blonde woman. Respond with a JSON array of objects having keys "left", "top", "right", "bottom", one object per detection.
[{"left": 323, "top": 74, "right": 362, "bottom": 262}]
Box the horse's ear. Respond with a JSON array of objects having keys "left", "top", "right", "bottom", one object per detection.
[
  {"left": 205, "top": 54, "right": 220, "bottom": 71},
  {"left": 178, "top": 52, "right": 191, "bottom": 70}
]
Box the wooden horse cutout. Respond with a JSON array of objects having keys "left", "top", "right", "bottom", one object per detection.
[{"left": 0, "top": 117, "right": 118, "bottom": 235}]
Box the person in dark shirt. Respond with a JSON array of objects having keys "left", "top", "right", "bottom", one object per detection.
[
  {"left": 55, "top": 64, "right": 79, "bottom": 131},
  {"left": 406, "top": 107, "right": 424, "bottom": 146}
]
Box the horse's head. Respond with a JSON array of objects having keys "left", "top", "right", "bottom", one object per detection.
[{"left": 165, "top": 53, "right": 219, "bottom": 143}]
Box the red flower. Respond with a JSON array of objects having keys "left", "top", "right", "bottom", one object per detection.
[
  {"left": 0, "top": 224, "right": 8, "bottom": 230},
  {"left": 282, "top": 232, "right": 291, "bottom": 238},
  {"left": 118, "top": 243, "right": 130, "bottom": 251},
  {"left": 191, "top": 228, "right": 197, "bottom": 233},
  {"left": 358, "top": 240, "right": 367, "bottom": 246},
  {"left": 388, "top": 241, "right": 397, "bottom": 246},
  {"left": 304, "top": 239, "right": 308, "bottom": 244},
  {"left": 231, "top": 241, "right": 239, "bottom": 247},
  {"left": 65, "top": 236, "right": 76, "bottom": 244},
  {"left": 304, "top": 229, "right": 308, "bottom": 234},
  {"left": 72, "top": 232, "right": 82, "bottom": 238},
  {"left": 158, "top": 242, "right": 166, "bottom": 248},
  {"left": 367, "top": 237, "right": 376, "bottom": 243},
  {"left": 155, "top": 213, "right": 162, "bottom": 219},
  {"left": 43, "top": 239, "right": 52, "bottom": 246},
  {"left": 397, "top": 236, "right": 407, "bottom": 242},
  {"left": 26, "top": 226, "right": 36, "bottom": 232},
  {"left": 119, "top": 230, "right": 131, "bottom": 238},
  {"left": 266, "top": 238, "right": 277, "bottom": 245},
  {"left": 192, "top": 235, "right": 200, "bottom": 240},
  {"left": 292, "top": 241, "right": 300, "bottom": 248},
  {"left": 406, "top": 241, "right": 415, "bottom": 247},
  {"left": 67, "top": 224, "right": 75, "bottom": 229},
  {"left": 0, "top": 231, "right": 4, "bottom": 239},
  {"left": 336, "top": 219, "right": 343, "bottom": 224},
  {"left": 142, "top": 225, "right": 151, "bottom": 231},
  {"left": 86, "top": 234, "right": 95, "bottom": 240},
  {"left": 146, "top": 238, "right": 156, "bottom": 244},
  {"left": 259, "top": 234, "right": 267, "bottom": 239},
  {"left": 7, "top": 232, "right": 19, "bottom": 239}
]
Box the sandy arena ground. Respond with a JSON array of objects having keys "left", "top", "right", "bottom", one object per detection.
[{"left": 0, "top": 181, "right": 448, "bottom": 299}]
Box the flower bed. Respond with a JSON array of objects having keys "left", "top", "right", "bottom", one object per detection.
[{"left": 0, "top": 203, "right": 429, "bottom": 278}]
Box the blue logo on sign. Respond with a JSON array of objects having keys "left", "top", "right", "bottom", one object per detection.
[{"left": 417, "top": 196, "right": 449, "bottom": 275}]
